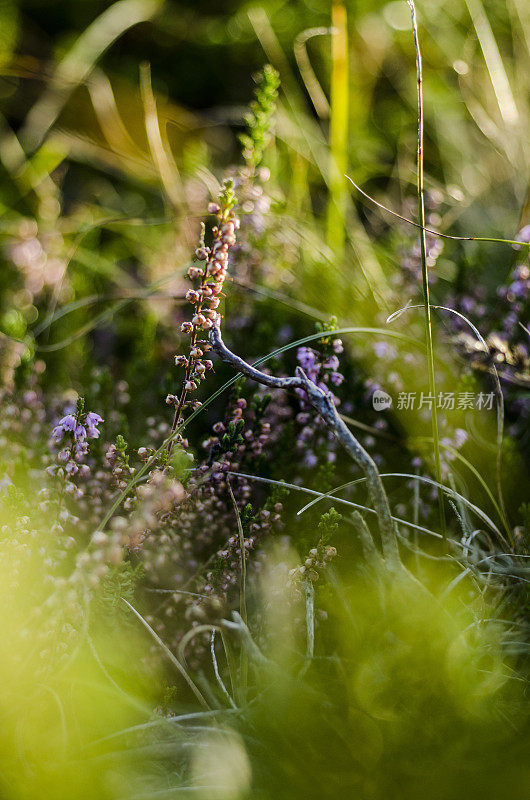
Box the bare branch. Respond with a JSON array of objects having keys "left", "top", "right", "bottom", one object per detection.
[{"left": 209, "top": 317, "right": 400, "bottom": 565}]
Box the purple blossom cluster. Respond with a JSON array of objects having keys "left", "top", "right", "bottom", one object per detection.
[
  {"left": 497, "top": 262, "right": 530, "bottom": 341},
  {"left": 52, "top": 411, "right": 103, "bottom": 464},
  {"left": 450, "top": 238, "right": 530, "bottom": 394},
  {"left": 137, "top": 391, "right": 285, "bottom": 656},
  {"left": 295, "top": 338, "right": 344, "bottom": 468}
]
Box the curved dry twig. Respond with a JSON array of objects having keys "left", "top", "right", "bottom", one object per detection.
[{"left": 208, "top": 317, "right": 400, "bottom": 565}]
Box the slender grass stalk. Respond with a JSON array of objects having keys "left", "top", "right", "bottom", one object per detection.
[
  {"left": 227, "top": 479, "right": 248, "bottom": 702},
  {"left": 210, "top": 631, "right": 237, "bottom": 709},
  {"left": 226, "top": 480, "right": 247, "bottom": 626},
  {"left": 387, "top": 302, "right": 511, "bottom": 539},
  {"left": 139, "top": 61, "right": 186, "bottom": 218},
  {"left": 326, "top": 0, "right": 348, "bottom": 253},
  {"left": 298, "top": 579, "right": 315, "bottom": 677},
  {"left": 121, "top": 597, "right": 209, "bottom": 709},
  {"left": 294, "top": 27, "right": 333, "bottom": 119},
  {"left": 304, "top": 579, "right": 315, "bottom": 660},
  {"left": 345, "top": 174, "right": 530, "bottom": 249},
  {"left": 408, "top": 1, "right": 446, "bottom": 536}
]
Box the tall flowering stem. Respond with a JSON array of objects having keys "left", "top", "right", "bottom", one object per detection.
[
  {"left": 239, "top": 64, "right": 279, "bottom": 172},
  {"left": 167, "top": 181, "right": 239, "bottom": 455}
]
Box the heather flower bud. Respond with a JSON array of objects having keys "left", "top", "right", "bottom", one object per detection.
[
  {"left": 186, "top": 289, "right": 200, "bottom": 304},
  {"left": 208, "top": 202, "right": 221, "bottom": 214},
  {"left": 180, "top": 321, "right": 193, "bottom": 334},
  {"left": 195, "top": 247, "right": 208, "bottom": 260}
]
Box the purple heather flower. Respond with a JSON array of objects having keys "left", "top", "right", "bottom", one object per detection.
[
  {"left": 304, "top": 451, "right": 318, "bottom": 468},
  {"left": 460, "top": 296, "right": 476, "bottom": 314},
  {"left": 323, "top": 355, "right": 340, "bottom": 371},
  {"left": 60, "top": 414, "right": 77, "bottom": 431},
  {"left": 75, "top": 441, "right": 89, "bottom": 458},
  {"left": 52, "top": 413, "right": 76, "bottom": 441},
  {"left": 503, "top": 312, "right": 518, "bottom": 333},
  {"left": 86, "top": 412, "right": 103, "bottom": 438},
  {"left": 52, "top": 409, "right": 103, "bottom": 448},
  {"left": 514, "top": 225, "right": 530, "bottom": 249},
  {"left": 330, "top": 372, "right": 344, "bottom": 386},
  {"left": 454, "top": 428, "right": 468, "bottom": 448},
  {"left": 509, "top": 280, "right": 528, "bottom": 299},
  {"left": 297, "top": 347, "right": 317, "bottom": 372}
]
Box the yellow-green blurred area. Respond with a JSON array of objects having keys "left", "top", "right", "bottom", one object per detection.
[
  {"left": 0, "top": 480, "right": 166, "bottom": 799},
  {"left": 3, "top": 478, "right": 530, "bottom": 800},
  {"left": 246, "top": 546, "right": 530, "bottom": 800}
]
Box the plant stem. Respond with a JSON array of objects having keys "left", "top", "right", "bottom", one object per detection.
[
  {"left": 327, "top": 0, "right": 349, "bottom": 253},
  {"left": 408, "top": 0, "right": 446, "bottom": 536}
]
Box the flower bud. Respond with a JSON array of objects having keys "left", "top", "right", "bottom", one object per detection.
[{"left": 186, "top": 289, "right": 200, "bottom": 304}]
